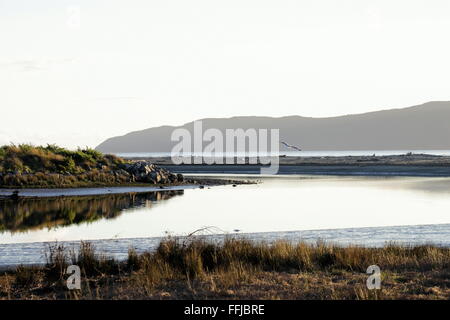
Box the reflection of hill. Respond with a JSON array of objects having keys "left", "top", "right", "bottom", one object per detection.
[{"left": 0, "top": 191, "right": 183, "bottom": 233}]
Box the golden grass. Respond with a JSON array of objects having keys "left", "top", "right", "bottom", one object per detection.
[
  {"left": 0, "top": 144, "right": 130, "bottom": 188},
  {"left": 0, "top": 238, "right": 449, "bottom": 300}
]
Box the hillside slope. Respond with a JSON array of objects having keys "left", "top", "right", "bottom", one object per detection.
[{"left": 96, "top": 101, "right": 450, "bottom": 153}]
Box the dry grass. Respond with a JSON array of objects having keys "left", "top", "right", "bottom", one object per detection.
[
  {"left": 0, "top": 144, "right": 132, "bottom": 188},
  {"left": 0, "top": 238, "right": 449, "bottom": 300}
]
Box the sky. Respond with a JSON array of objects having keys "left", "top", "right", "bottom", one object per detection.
[{"left": 1, "top": 0, "right": 450, "bottom": 148}]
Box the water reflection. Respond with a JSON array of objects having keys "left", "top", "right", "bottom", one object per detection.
[
  {"left": 1, "top": 176, "right": 450, "bottom": 245},
  {"left": 0, "top": 190, "right": 184, "bottom": 233}
]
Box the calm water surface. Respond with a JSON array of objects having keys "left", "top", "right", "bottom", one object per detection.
[{"left": 1, "top": 175, "right": 450, "bottom": 266}]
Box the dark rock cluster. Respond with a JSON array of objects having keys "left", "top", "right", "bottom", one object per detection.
[{"left": 120, "top": 161, "right": 183, "bottom": 184}]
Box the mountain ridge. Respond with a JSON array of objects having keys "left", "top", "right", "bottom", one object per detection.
[{"left": 96, "top": 101, "right": 450, "bottom": 153}]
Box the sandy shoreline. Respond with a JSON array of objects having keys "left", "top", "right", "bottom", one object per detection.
[
  {"left": 162, "top": 164, "right": 450, "bottom": 176},
  {"left": 123, "top": 154, "right": 450, "bottom": 177},
  {"left": 1, "top": 154, "right": 449, "bottom": 197},
  {"left": 0, "top": 184, "right": 201, "bottom": 198},
  {"left": 0, "top": 176, "right": 251, "bottom": 198},
  {"left": 127, "top": 153, "right": 450, "bottom": 165},
  {"left": 1, "top": 223, "right": 449, "bottom": 269}
]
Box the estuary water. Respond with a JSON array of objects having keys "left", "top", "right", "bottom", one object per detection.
[{"left": 1, "top": 175, "right": 450, "bottom": 267}]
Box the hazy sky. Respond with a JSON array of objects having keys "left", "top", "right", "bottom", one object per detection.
[{"left": 1, "top": 0, "right": 450, "bottom": 148}]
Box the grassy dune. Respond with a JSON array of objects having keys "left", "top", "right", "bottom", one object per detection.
[
  {"left": 1, "top": 238, "right": 449, "bottom": 300},
  {"left": 0, "top": 144, "right": 133, "bottom": 188},
  {"left": 0, "top": 144, "right": 126, "bottom": 174}
]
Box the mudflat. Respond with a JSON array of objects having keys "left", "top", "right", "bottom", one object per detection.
[{"left": 130, "top": 154, "right": 450, "bottom": 177}]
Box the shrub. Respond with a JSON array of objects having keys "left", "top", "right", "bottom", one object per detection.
[
  {"left": 3, "top": 156, "right": 25, "bottom": 173},
  {"left": 81, "top": 147, "right": 103, "bottom": 161}
]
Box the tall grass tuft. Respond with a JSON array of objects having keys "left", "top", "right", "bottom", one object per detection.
[{"left": 3, "top": 238, "right": 450, "bottom": 300}]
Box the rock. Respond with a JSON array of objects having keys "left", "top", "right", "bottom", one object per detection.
[
  {"left": 176, "top": 173, "right": 184, "bottom": 182},
  {"left": 168, "top": 174, "right": 177, "bottom": 183},
  {"left": 117, "top": 169, "right": 130, "bottom": 177},
  {"left": 148, "top": 171, "right": 158, "bottom": 183},
  {"left": 121, "top": 161, "right": 179, "bottom": 184}
]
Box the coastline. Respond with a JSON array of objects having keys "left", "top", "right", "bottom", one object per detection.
[
  {"left": 0, "top": 145, "right": 254, "bottom": 193},
  {"left": 123, "top": 154, "right": 450, "bottom": 177},
  {"left": 1, "top": 223, "right": 449, "bottom": 269},
  {"left": 1, "top": 237, "right": 449, "bottom": 300},
  {"left": 0, "top": 184, "right": 199, "bottom": 198},
  {"left": 162, "top": 164, "right": 450, "bottom": 177},
  {"left": 0, "top": 177, "right": 251, "bottom": 198},
  {"left": 126, "top": 153, "right": 450, "bottom": 166}
]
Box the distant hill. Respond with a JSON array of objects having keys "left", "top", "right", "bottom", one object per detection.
[{"left": 96, "top": 101, "right": 450, "bottom": 153}]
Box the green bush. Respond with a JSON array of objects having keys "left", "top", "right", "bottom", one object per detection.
[
  {"left": 43, "top": 144, "right": 68, "bottom": 154},
  {"left": 81, "top": 147, "right": 103, "bottom": 161},
  {"left": 0, "top": 146, "right": 6, "bottom": 160}
]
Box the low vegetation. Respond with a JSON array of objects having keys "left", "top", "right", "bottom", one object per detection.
[
  {"left": 1, "top": 238, "right": 448, "bottom": 300},
  {"left": 0, "top": 144, "right": 248, "bottom": 188},
  {"left": 0, "top": 144, "right": 133, "bottom": 188},
  {"left": 0, "top": 144, "right": 124, "bottom": 174}
]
